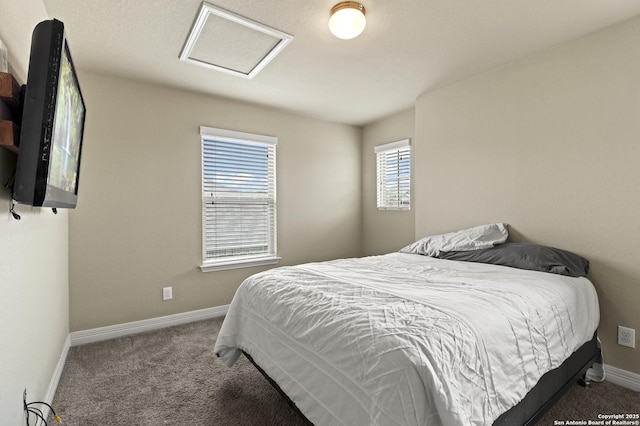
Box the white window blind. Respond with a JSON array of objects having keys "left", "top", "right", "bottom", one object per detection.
[
  {"left": 375, "top": 139, "right": 411, "bottom": 210},
  {"left": 200, "top": 127, "right": 278, "bottom": 271}
]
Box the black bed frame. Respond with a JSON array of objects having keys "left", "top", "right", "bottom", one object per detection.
[
  {"left": 243, "top": 332, "right": 599, "bottom": 426},
  {"left": 494, "top": 332, "right": 599, "bottom": 425}
]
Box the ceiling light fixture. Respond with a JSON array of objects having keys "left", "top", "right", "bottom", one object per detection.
[{"left": 329, "top": 2, "right": 366, "bottom": 40}]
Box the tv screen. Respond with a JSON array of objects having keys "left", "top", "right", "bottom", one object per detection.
[{"left": 14, "top": 19, "right": 86, "bottom": 209}]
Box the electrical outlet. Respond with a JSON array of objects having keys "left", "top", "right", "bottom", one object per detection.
[
  {"left": 162, "top": 286, "right": 172, "bottom": 301},
  {"left": 618, "top": 325, "right": 635, "bottom": 348}
]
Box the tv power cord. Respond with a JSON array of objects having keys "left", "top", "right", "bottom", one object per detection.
[{"left": 3, "top": 168, "right": 20, "bottom": 220}]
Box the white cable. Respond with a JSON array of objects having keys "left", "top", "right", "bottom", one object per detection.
[{"left": 585, "top": 337, "right": 606, "bottom": 382}]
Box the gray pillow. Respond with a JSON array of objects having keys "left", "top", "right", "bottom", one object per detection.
[
  {"left": 399, "top": 223, "right": 508, "bottom": 257},
  {"left": 438, "top": 242, "right": 589, "bottom": 277}
]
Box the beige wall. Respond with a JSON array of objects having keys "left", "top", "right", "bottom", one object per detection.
[
  {"left": 361, "top": 109, "right": 415, "bottom": 255},
  {"left": 0, "top": 0, "right": 69, "bottom": 422},
  {"left": 415, "top": 17, "right": 640, "bottom": 374},
  {"left": 68, "top": 72, "right": 362, "bottom": 331}
]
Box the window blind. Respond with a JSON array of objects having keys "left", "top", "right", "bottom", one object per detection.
[
  {"left": 375, "top": 139, "right": 411, "bottom": 210},
  {"left": 201, "top": 127, "right": 277, "bottom": 269}
]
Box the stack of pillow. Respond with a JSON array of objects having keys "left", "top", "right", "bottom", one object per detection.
[{"left": 400, "top": 223, "right": 589, "bottom": 277}]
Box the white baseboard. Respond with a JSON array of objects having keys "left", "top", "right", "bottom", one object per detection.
[
  {"left": 35, "top": 335, "right": 70, "bottom": 426},
  {"left": 70, "top": 305, "right": 229, "bottom": 346},
  {"left": 605, "top": 363, "right": 640, "bottom": 392}
]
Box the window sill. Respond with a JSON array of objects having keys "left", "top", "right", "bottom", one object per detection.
[{"left": 200, "top": 255, "right": 281, "bottom": 272}]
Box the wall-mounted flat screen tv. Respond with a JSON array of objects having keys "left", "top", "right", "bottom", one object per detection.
[{"left": 13, "top": 19, "right": 86, "bottom": 209}]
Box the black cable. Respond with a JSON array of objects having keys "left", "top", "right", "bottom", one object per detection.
[
  {"left": 26, "top": 408, "right": 47, "bottom": 426},
  {"left": 27, "top": 405, "right": 43, "bottom": 418},
  {"left": 23, "top": 398, "right": 62, "bottom": 425},
  {"left": 23, "top": 393, "right": 30, "bottom": 426},
  {"left": 3, "top": 167, "right": 16, "bottom": 189},
  {"left": 10, "top": 200, "right": 21, "bottom": 220},
  {"left": 5, "top": 167, "right": 21, "bottom": 220},
  {"left": 27, "top": 401, "right": 61, "bottom": 422}
]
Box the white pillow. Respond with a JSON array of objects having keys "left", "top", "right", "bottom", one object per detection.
[{"left": 400, "top": 223, "right": 509, "bottom": 257}]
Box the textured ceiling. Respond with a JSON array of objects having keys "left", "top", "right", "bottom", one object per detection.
[{"left": 42, "top": 0, "right": 640, "bottom": 126}]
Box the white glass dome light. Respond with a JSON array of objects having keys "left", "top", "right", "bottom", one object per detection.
[{"left": 329, "top": 2, "right": 366, "bottom": 40}]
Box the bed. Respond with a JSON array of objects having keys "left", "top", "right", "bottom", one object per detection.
[{"left": 214, "top": 224, "right": 600, "bottom": 425}]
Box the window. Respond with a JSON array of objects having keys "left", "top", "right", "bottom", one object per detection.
[
  {"left": 200, "top": 126, "right": 278, "bottom": 271},
  {"left": 375, "top": 139, "right": 411, "bottom": 210}
]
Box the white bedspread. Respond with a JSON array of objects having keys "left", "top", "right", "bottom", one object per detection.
[{"left": 214, "top": 253, "right": 599, "bottom": 426}]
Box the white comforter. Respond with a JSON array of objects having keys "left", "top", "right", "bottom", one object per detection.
[{"left": 214, "top": 253, "right": 599, "bottom": 426}]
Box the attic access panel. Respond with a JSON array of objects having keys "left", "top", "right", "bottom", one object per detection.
[{"left": 180, "top": 2, "right": 293, "bottom": 79}]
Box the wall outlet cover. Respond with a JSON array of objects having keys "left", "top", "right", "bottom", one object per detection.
[
  {"left": 162, "top": 287, "right": 173, "bottom": 301},
  {"left": 618, "top": 325, "right": 635, "bottom": 348}
]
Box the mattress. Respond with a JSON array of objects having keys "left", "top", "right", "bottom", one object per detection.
[{"left": 214, "top": 253, "right": 600, "bottom": 426}]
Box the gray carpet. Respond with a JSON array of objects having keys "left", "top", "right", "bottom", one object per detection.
[{"left": 49, "top": 317, "right": 638, "bottom": 425}]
